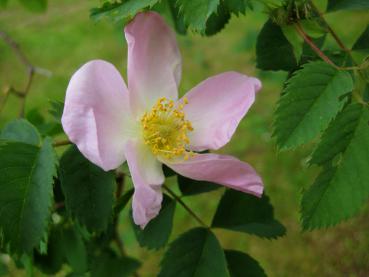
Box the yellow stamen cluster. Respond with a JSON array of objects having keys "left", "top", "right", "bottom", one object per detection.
[{"left": 141, "top": 97, "right": 194, "bottom": 160}]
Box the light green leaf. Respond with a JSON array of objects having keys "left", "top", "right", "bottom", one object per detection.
[
  {"left": 212, "top": 190, "right": 286, "bottom": 239},
  {"left": 159, "top": 227, "right": 229, "bottom": 277},
  {"left": 352, "top": 25, "right": 369, "bottom": 52},
  {"left": 0, "top": 119, "right": 41, "bottom": 145},
  {"left": 273, "top": 61, "right": 354, "bottom": 150},
  {"left": 204, "top": 2, "right": 231, "bottom": 36},
  {"left": 90, "top": 0, "right": 159, "bottom": 22},
  {"left": 0, "top": 138, "right": 57, "bottom": 253},
  {"left": 225, "top": 250, "right": 266, "bottom": 277},
  {"left": 282, "top": 25, "right": 304, "bottom": 63},
  {"left": 327, "top": 0, "right": 369, "bottom": 11},
  {"left": 60, "top": 146, "right": 115, "bottom": 232},
  {"left": 18, "top": 0, "right": 47, "bottom": 12},
  {"left": 302, "top": 104, "right": 369, "bottom": 229},
  {"left": 300, "top": 20, "right": 327, "bottom": 38},
  {"left": 131, "top": 195, "right": 175, "bottom": 249},
  {"left": 176, "top": 0, "right": 220, "bottom": 33},
  {"left": 256, "top": 19, "right": 297, "bottom": 71},
  {"left": 224, "top": 0, "right": 252, "bottom": 15}
]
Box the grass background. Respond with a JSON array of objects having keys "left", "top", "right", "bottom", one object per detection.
[{"left": 1, "top": 0, "right": 369, "bottom": 276}]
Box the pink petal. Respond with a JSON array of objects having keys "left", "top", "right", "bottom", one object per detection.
[
  {"left": 125, "top": 12, "right": 181, "bottom": 115},
  {"left": 182, "top": 72, "right": 261, "bottom": 151},
  {"left": 166, "top": 153, "right": 263, "bottom": 197},
  {"left": 125, "top": 140, "right": 165, "bottom": 229},
  {"left": 62, "top": 60, "right": 131, "bottom": 171}
]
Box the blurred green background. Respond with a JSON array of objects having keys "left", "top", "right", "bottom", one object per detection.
[{"left": 1, "top": 1, "right": 369, "bottom": 276}]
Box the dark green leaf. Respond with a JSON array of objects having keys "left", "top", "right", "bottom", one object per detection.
[
  {"left": 212, "top": 190, "right": 286, "bottom": 239},
  {"left": 114, "top": 189, "right": 133, "bottom": 215},
  {"left": 256, "top": 19, "right": 297, "bottom": 71},
  {"left": 163, "top": 164, "right": 176, "bottom": 177},
  {"left": 91, "top": 249, "right": 140, "bottom": 277},
  {"left": 225, "top": 250, "right": 266, "bottom": 277},
  {"left": 353, "top": 25, "right": 369, "bottom": 52},
  {"left": 177, "top": 0, "right": 220, "bottom": 33},
  {"left": 273, "top": 61, "right": 353, "bottom": 150},
  {"left": 62, "top": 226, "right": 88, "bottom": 274},
  {"left": 26, "top": 109, "right": 63, "bottom": 137},
  {"left": 178, "top": 175, "right": 220, "bottom": 196},
  {"left": 131, "top": 195, "right": 175, "bottom": 249},
  {"left": 18, "top": 0, "right": 47, "bottom": 12},
  {"left": 60, "top": 146, "right": 115, "bottom": 232},
  {"left": 205, "top": 3, "right": 231, "bottom": 36},
  {"left": 302, "top": 104, "right": 369, "bottom": 229},
  {"left": 363, "top": 83, "right": 369, "bottom": 102},
  {"left": 167, "top": 0, "right": 187, "bottom": 34},
  {"left": 34, "top": 227, "right": 65, "bottom": 275},
  {"left": 90, "top": 0, "right": 159, "bottom": 22},
  {"left": 0, "top": 119, "right": 40, "bottom": 145},
  {"left": 159, "top": 227, "right": 229, "bottom": 277},
  {"left": 327, "top": 0, "right": 369, "bottom": 11},
  {"left": 0, "top": 139, "right": 57, "bottom": 253},
  {"left": 310, "top": 103, "right": 364, "bottom": 165}
]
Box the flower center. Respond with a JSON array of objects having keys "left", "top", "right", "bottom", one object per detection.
[{"left": 141, "top": 97, "right": 194, "bottom": 160}]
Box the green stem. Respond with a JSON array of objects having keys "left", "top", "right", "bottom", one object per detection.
[
  {"left": 18, "top": 68, "right": 34, "bottom": 118},
  {"left": 52, "top": 139, "right": 71, "bottom": 147},
  {"left": 163, "top": 184, "right": 209, "bottom": 228}
]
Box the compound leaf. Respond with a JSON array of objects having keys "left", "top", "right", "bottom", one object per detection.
[
  {"left": 60, "top": 146, "right": 115, "bottom": 233},
  {"left": 0, "top": 138, "right": 57, "bottom": 253},
  {"left": 273, "top": 61, "right": 353, "bottom": 150}
]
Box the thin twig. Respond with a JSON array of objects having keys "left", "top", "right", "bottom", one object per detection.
[
  {"left": 294, "top": 22, "right": 358, "bottom": 71},
  {"left": 0, "top": 87, "right": 10, "bottom": 115},
  {"left": 310, "top": 2, "right": 351, "bottom": 54},
  {"left": 0, "top": 30, "right": 49, "bottom": 117},
  {"left": 0, "top": 30, "right": 33, "bottom": 70},
  {"left": 52, "top": 139, "right": 71, "bottom": 147},
  {"left": 163, "top": 184, "right": 209, "bottom": 228}
]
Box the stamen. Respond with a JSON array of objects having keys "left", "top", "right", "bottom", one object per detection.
[{"left": 141, "top": 97, "right": 194, "bottom": 160}]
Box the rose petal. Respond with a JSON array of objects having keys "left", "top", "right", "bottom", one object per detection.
[
  {"left": 166, "top": 153, "right": 263, "bottom": 197},
  {"left": 182, "top": 72, "right": 261, "bottom": 151},
  {"left": 62, "top": 60, "right": 133, "bottom": 171},
  {"left": 125, "top": 11, "right": 181, "bottom": 115},
  {"left": 125, "top": 140, "right": 164, "bottom": 229}
]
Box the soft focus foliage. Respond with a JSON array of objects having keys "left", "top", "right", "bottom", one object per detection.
[{"left": 1, "top": 0, "right": 369, "bottom": 276}]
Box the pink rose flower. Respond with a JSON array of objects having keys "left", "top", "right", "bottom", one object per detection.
[{"left": 62, "top": 12, "right": 263, "bottom": 228}]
